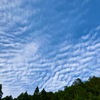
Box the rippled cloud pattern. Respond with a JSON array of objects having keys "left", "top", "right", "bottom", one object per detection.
[{"left": 0, "top": 0, "right": 100, "bottom": 97}]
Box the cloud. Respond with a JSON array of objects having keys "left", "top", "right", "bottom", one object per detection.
[
  {"left": 41, "top": 26, "right": 100, "bottom": 92},
  {"left": 0, "top": 0, "right": 100, "bottom": 98}
]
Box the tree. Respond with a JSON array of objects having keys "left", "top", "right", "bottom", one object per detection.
[
  {"left": 72, "top": 78, "right": 82, "bottom": 86},
  {"left": 33, "top": 86, "right": 40, "bottom": 100},
  {"left": 0, "top": 84, "right": 3, "bottom": 99},
  {"left": 2, "top": 95, "right": 13, "bottom": 100},
  {"left": 34, "top": 86, "right": 39, "bottom": 95},
  {"left": 41, "top": 89, "right": 48, "bottom": 100},
  {"left": 17, "top": 92, "right": 29, "bottom": 100}
]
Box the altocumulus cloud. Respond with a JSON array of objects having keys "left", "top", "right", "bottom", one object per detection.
[{"left": 0, "top": 0, "right": 100, "bottom": 97}]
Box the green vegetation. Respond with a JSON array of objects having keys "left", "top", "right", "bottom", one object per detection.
[{"left": 1, "top": 76, "right": 100, "bottom": 100}]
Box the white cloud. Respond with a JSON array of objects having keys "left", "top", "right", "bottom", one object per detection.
[{"left": 0, "top": 0, "right": 100, "bottom": 98}]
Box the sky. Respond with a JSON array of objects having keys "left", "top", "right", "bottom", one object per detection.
[{"left": 0, "top": 0, "right": 100, "bottom": 98}]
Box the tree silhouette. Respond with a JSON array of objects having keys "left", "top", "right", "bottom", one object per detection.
[
  {"left": 41, "top": 89, "right": 48, "bottom": 100},
  {"left": 0, "top": 84, "right": 3, "bottom": 100},
  {"left": 2, "top": 96, "right": 13, "bottom": 100},
  {"left": 34, "top": 86, "right": 39, "bottom": 95},
  {"left": 33, "top": 86, "right": 40, "bottom": 100},
  {"left": 72, "top": 78, "right": 82, "bottom": 86}
]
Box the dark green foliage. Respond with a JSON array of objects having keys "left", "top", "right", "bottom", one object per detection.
[
  {"left": 1, "top": 76, "right": 100, "bottom": 100},
  {"left": 16, "top": 92, "right": 30, "bottom": 100},
  {"left": 40, "top": 89, "right": 48, "bottom": 100},
  {"left": 2, "top": 96, "right": 13, "bottom": 100},
  {"left": 72, "top": 78, "right": 83, "bottom": 86},
  {"left": 33, "top": 86, "right": 40, "bottom": 100},
  {"left": 0, "top": 84, "right": 3, "bottom": 100},
  {"left": 34, "top": 86, "right": 39, "bottom": 95}
]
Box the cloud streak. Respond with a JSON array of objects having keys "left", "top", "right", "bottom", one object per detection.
[{"left": 0, "top": 0, "right": 100, "bottom": 97}]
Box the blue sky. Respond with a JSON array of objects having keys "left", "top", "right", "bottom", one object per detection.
[{"left": 0, "top": 0, "right": 100, "bottom": 97}]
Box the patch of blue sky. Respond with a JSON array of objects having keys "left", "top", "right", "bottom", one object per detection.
[{"left": 0, "top": 0, "right": 100, "bottom": 97}]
